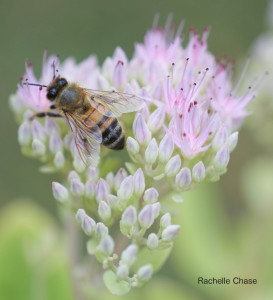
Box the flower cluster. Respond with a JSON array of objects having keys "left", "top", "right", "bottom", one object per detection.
[{"left": 10, "top": 17, "right": 256, "bottom": 295}]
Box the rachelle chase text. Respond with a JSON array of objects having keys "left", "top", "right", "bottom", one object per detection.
[{"left": 198, "top": 277, "right": 257, "bottom": 285}]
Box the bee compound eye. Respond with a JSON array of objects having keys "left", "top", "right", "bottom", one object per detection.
[
  {"left": 47, "top": 88, "right": 57, "bottom": 100},
  {"left": 57, "top": 78, "right": 67, "bottom": 87}
]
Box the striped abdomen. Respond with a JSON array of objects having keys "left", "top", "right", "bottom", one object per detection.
[{"left": 82, "top": 102, "right": 125, "bottom": 150}]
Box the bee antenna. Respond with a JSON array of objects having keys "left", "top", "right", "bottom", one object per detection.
[
  {"left": 53, "top": 60, "right": 56, "bottom": 80},
  {"left": 23, "top": 82, "right": 47, "bottom": 88}
]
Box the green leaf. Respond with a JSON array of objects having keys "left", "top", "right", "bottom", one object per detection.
[
  {"left": 103, "top": 270, "right": 131, "bottom": 296},
  {"left": 132, "top": 247, "right": 172, "bottom": 274}
]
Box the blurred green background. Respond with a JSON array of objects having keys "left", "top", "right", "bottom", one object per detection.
[{"left": 1, "top": 0, "right": 272, "bottom": 299}]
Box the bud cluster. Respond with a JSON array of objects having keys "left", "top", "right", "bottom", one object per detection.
[{"left": 53, "top": 166, "right": 179, "bottom": 292}]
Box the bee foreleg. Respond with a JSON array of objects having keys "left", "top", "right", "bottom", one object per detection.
[{"left": 30, "top": 111, "right": 62, "bottom": 120}]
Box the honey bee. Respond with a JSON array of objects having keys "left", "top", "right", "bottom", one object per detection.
[{"left": 26, "top": 76, "right": 145, "bottom": 165}]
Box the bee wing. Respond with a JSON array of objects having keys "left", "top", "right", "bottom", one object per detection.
[
  {"left": 64, "top": 111, "right": 102, "bottom": 166},
  {"left": 83, "top": 89, "right": 145, "bottom": 117}
]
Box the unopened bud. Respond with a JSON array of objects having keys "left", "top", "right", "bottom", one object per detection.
[
  {"left": 165, "top": 155, "right": 181, "bottom": 177},
  {"left": 112, "top": 60, "right": 127, "bottom": 88},
  {"left": 158, "top": 133, "right": 174, "bottom": 162},
  {"left": 32, "top": 139, "right": 46, "bottom": 156},
  {"left": 147, "top": 233, "right": 159, "bottom": 249},
  {"left": 86, "top": 166, "right": 99, "bottom": 181},
  {"left": 133, "top": 113, "right": 151, "bottom": 145},
  {"left": 144, "top": 188, "right": 159, "bottom": 203},
  {"left": 121, "top": 205, "right": 137, "bottom": 227},
  {"left": 137, "top": 265, "right": 153, "bottom": 282},
  {"left": 147, "top": 107, "right": 165, "bottom": 133},
  {"left": 121, "top": 244, "right": 138, "bottom": 266},
  {"left": 145, "top": 138, "right": 158, "bottom": 164},
  {"left": 192, "top": 161, "right": 206, "bottom": 183},
  {"left": 18, "top": 122, "right": 31, "bottom": 145},
  {"left": 99, "top": 235, "right": 114, "bottom": 256},
  {"left": 96, "top": 222, "right": 109, "bottom": 238},
  {"left": 70, "top": 178, "right": 84, "bottom": 196},
  {"left": 117, "top": 175, "right": 134, "bottom": 202},
  {"left": 45, "top": 116, "right": 59, "bottom": 134},
  {"left": 212, "top": 126, "right": 228, "bottom": 150},
  {"left": 31, "top": 119, "right": 46, "bottom": 142},
  {"left": 175, "top": 167, "right": 192, "bottom": 189},
  {"left": 85, "top": 179, "right": 96, "bottom": 198},
  {"left": 49, "top": 131, "right": 63, "bottom": 154},
  {"left": 214, "top": 145, "right": 230, "bottom": 171},
  {"left": 105, "top": 172, "right": 114, "bottom": 189},
  {"left": 133, "top": 168, "right": 145, "bottom": 196},
  {"left": 228, "top": 131, "right": 238, "bottom": 152},
  {"left": 160, "top": 213, "right": 171, "bottom": 228},
  {"left": 98, "top": 201, "right": 111, "bottom": 221},
  {"left": 138, "top": 204, "right": 154, "bottom": 229},
  {"left": 82, "top": 215, "right": 96, "bottom": 236},
  {"left": 152, "top": 202, "right": 161, "bottom": 218},
  {"left": 162, "top": 225, "right": 180, "bottom": 240},
  {"left": 96, "top": 179, "right": 110, "bottom": 202},
  {"left": 68, "top": 170, "right": 80, "bottom": 182},
  {"left": 75, "top": 209, "right": 86, "bottom": 224},
  {"left": 52, "top": 182, "right": 68, "bottom": 203},
  {"left": 114, "top": 168, "right": 128, "bottom": 191},
  {"left": 73, "top": 153, "right": 86, "bottom": 173},
  {"left": 54, "top": 151, "right": 65, "bottom": 168},
  {"left": 116, "top": 264, "right": 129, "bottom": 280},
  {"left": 126, "top": 137, "right": 140, "bottom": 155}
]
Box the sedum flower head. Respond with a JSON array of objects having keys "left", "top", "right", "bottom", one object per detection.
[{"left": 10, "top": 16, "right": 259, "bottom": 295}]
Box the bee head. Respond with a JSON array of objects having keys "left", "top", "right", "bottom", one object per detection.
[{"left": 47, "top": 77, "right": 68, "bottom": 101}]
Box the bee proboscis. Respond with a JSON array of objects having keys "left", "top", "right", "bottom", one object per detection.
[{"left": 25, "top": 76, "right": 145, "bottom": 166}]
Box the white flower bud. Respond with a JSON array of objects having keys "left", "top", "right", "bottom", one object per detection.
[
  {"left": 106, "top": 194, "right": 118, "bottom": 208},
  {"left": 121, "top": 244, "right": 138, "bottom": 266},
  {"left": 99, "top": 235, "right": 114, "bottom": 256},
  {"left": 126, "top": 137, "right": 140, "bottom": 155},
  {"left": 45, "top": 116, "right": 59, "bottom": 134},
  {"left": 192, "top": 161, "right": 206, "bottom": 183},
  {"left": 145, "top": 138, "right": 158, "bottom": 164},
  {"left": 73, "top": 153, "right": 86, "bottom": 173},
  {"left": 112, "top": 60, "right": 127, "bottom": 88},
  {"left": 165, "top": 155, "right": 181, "bottom": 177},
  {"left": 147, "top": 107, "right": 165, "bottom": 133},
  {"left": 49, "top": 131, "right": 63, "bottom": 154},
  {"left": 175, "top": 167, "right": 192, "bottom": 189},
  {"left": 116, "top": 264, "right": 129, "bottom": 280},
  {"left": 54, "top": 151, "right": 65, "bottom": 168},
  {"left": 75, "top": 209, "right": 86, "bottom": 224},
  {"left": 18, "top": 121, "right": 31, "bottom": 145},
  {"left": 117, "top": 175, "right": 134, "bottom": 201},
  {"left": 86, "top": 166, "right": 99, "bottom": 181},
  {"left": 98, "top": 201, "right": 111, "bottom": 221},
  {"left": 95, "top": 222, "right": 109, "bottom": 238},
  {"left": 138, "top": 204, "right": 154, "bottom": 229},
  {"left": 152, "top": 202, "right": 161, "bottom": 219},
  {"left": 121, "top": 205, "right": 137, "bottom": 227},
  {"left": 32, "top": 139, "right": 46, "bottom": 156},
  {"left": 52, "top": 182, "right": 68, "bottom": 203},
  {"left": 214, "top": 145, "right": 230, "bottom": 171},
  {"left": 212, "top": 126, "right": 228, "bottom": 150},
  {"left": 147, "top": 233, "right": 159, "bottom": 249},
  {"left": 144, "top": 188, "right": 159, "bottom": 203},
  {"left": 133, "top": 168, "right": 145, "bottom": 196},
  {"left": 70, "top": 178, "right": 84, "bottom": 196},
  {"left": 85, "top": 179, "right": 96, "bottom": 198},
  {"left": 158, "top": 133, "right": 174, "bottom": 162},
  {"left": 31, "top": 119, "right": 46, "bottom": 142},
  {"left": 228, "top": 131, "right": 238, "bottom": 152},
  {"left": 137, "top": 265, "right": 153, "bottom": 282},
  {"left": 96, "top": 179, "right": 110, "bottom": 202},
  {"left": 114, "top": 168, "right": 128, "bottom": 191},
  {"left": 133, "top": 113, "right": 151, "bottom": 145},
  {"left": 82, "top": 215, "right": 96, "bottom": 236},
  {"left": 160, "top": 213, "right": 171, "bottom": 228},
  {"left": 162, "top": 225, "right": 180, "bottom": 240},
  {"left": 68, "top": 170, "right": 80, "bottom": 182},
  {"left": 105, "top": 172, "right": 114, "bottom": 189}
]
